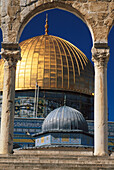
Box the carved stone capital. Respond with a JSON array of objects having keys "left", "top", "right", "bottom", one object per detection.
[
  {"left": 92, "top": 46, "right": 110, "bottom": 68},
  {"left": 0, "top": 43, "right": 21, "bottom": 67}
]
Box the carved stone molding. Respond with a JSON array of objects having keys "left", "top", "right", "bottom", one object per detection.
[
  {"left": 92, "top": 46, "right": 110, "bottom": 68},
  {"left": 0, "top": 43, "right": 21, "bottom": 67}
]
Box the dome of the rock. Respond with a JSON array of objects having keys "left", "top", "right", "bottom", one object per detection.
[
  {"left": 0, "top": 34, "right": 94, "bottom": 120},
  {"left": 42, "top": 106, "right": 88, "bottom": 132},
  {"left": 0, "top": 35, "right": 94, "bottom": 94}
]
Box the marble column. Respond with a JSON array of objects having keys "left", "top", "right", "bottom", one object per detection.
[
  {"left": 0, "top": 43, "right": 21, "bottom": 154},
  {"left": 92, "top": 44, "right": 110, "bottom": 156}
]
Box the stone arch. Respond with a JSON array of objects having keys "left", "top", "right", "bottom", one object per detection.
[
  {"left": 0, "top": 27, "right": 3, "bottom": 39},
  {"left": 17, "top": 1, "right": 94, "bottom": 43},
  {"left": 108, "top": 21, "right": 114, "bottom": 39},
  {"left": 106, "top": 1, "right": 114, "bottom": 39},
  {"left": 20, "top": 8, "right": 93, "bottom": 59}
]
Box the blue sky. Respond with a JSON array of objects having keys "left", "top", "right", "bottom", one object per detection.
[{"left": 0, "top": 9, "right": 114, "bottom": 121}]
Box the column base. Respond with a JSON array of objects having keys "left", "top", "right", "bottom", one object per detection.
[
  {"left": 94, "top": 151, "right": 108, "bottom": 156},
  {"left": 0, "top": 151, "right": 14, "bottom": 155}
]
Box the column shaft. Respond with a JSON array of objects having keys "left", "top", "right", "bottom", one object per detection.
[
  {"left": 94, "top": 61, "right": 108, "bottom": 156},
  {"left": 0, "top": 43, "right": 21, "bottom": 154},
  {"left": 1, "top": 61, "right": 16, "bottom": 154},
  {"left": 92, "top": 46, "right": 109, "bottom": 156}
]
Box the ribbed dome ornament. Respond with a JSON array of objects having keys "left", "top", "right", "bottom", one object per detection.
[
  {"left": 45, "top": 14, "right": 48, "bottom": 35},
  {"left": 42, "top": 106, "right": 88, "bottom": 132}
]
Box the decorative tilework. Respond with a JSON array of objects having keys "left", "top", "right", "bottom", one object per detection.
[
  {"left": 0, "top": 89, "right": 94, "bottom": 120},
  {"left": 0, "top": 117, "right": 113, "bottom": 149},
  {"left": 41, "top": 137, "right": 44, "bottom": 143},
  {"left": 52, "top": 134, "right": 61, "bottom": 143},
  {"left": 35, "top": 132, "right": 93, "bottom": 147},
  {"left": 61, "top": 134, "right": 70, "bottom": 142},
  {"left": 71, "top": 138, "right": 81, "bottom": 144}
]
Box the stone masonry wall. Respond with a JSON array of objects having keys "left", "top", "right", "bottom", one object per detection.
[{"left": 0, "top": 0, "right": 113, "bottom": 44}]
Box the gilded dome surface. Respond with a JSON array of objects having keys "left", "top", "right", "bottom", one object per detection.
[
  {"left": 0, "top": 35, "right": 94, "bottom": 94},
  {"left": 42, "top": 106, "right": 88, "bottom": 132}
]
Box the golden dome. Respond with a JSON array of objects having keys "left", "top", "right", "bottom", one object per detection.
[{"left": 0, "top": 35, "right": 94, "bottom": 94}]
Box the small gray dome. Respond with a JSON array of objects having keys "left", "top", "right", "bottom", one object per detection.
[{"left": 42, "top": 106, "right": 88, "bottom": 132}]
